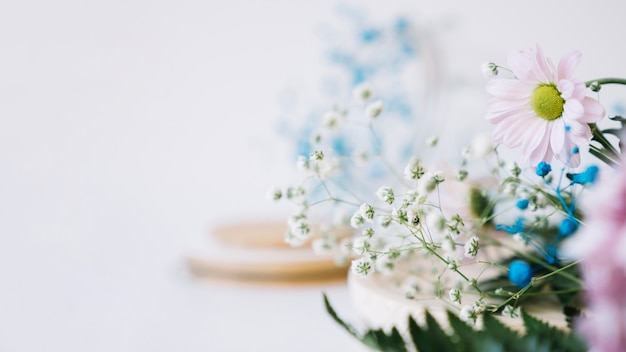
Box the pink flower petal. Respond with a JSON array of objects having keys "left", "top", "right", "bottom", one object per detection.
[
  {"left": 532, "top": 45, "right": 556, "bottom": 83},
  {"left": 528, "top": 122, "right": 552, "bottom": 165},
  {"left": 579, "top": 97, "right": 605, "bottom": 123},
  {"left": 503, "top": 113, "right": 536, "bottom": 147},
  {"left": 486, "top": 102, "right": 531, "bottom": 123},
  {"left": 558, "top": 79, "right": 575, "bottom": 99},
  {"left": 521, "top": 118, "right": 548, "bottom": 165},
  {"left": 563, "top": 99, "right": 584, "bottom": 120},
  {"left": 550, "top": 119, "right": 565, "bottom": 155},
  {"left": 486, "top": 79, "right": 533, "bottom": 99},
  {"left": 570, "top": 79, "right": 587, "bottom": 101},
  {"left": 557, "top": 50, "right": 581, "bottom": 81},
  {"left": 507, "top": 50, "right": 533, "bottom": 82}
]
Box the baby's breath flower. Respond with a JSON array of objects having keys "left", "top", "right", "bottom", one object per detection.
[
  {"left": 406, "top": 206, "right": 421, "bottom": 227},
  {"left": 404, "top": 278, "right": 420, "bottom": 299},
  {"left": 351, "top": 257, "right": 374, "bottom": 278},
  {"left": 426, "top": 136, "right": 438, "bottom": 147},
  {"left": 392, "top": 208, "right": 408, "bottom": 224},
  {"left": 312, "top": 238, "right": 333, "bottom": 256},
  {"left": 449, "top": 288, "right": 462, "bottom": 304},
  {"left": 464, "top": 236, "right": 479, "bottom": 258},
  {"left": 311, "top": 133, "right": 323, "bottom": 146},
  {"left": 457, "top": 169, "right": 468, "bottom": 182},
  {"left": 375, "top": 256, "right": 395, "bottom": 274},
  {"left": 404, "top": 157, "right": 425, "bottom": 180},
  {"left": 309, "top": 150, "right": 324, "bottom": 161},
  {"left": 472, "top": 299, "right": 486, "bottom": 314},
  {"left": 502, "top": 305, "right": 521, "bottom": 318},
  {"left": 459, "top": 305, "right": 478, "bottom": 326},
  {"left": 296, "top": 155, "right": 310, "bottom": 172},
  {"left": 350, "top": 212, "right": 365, "bottom": 228},
  {"left": 359, "top": 203, "right": 375, "bottom": 222},
  {"left": 353, "top": 82, "right": 373, "bottom": 103},
  {"left": 442, "top": 236, "right": 456, "bottom": 253},
  {"left": 379, "top": 215, "right": 393, "bottom": 227},
  {"left": 507, "top": 162, "right": 521, "bottom": 177},
  {"left": 351, "top": 236, "right": 371, "bottom": 254},
  {"left": 419, "top": 171, "right": 445, "bottom": 194},
  {"left": 286, "top": 186, "right": 307, "bottom": 201},
  {"left": 284, "top": 229, "right": 305, "bottom": 246},
  {"left": 365, "top": 100, "right": 384, "bottom": 119},
  {"left": 266, "top": 187, "right": 282, "bottom": 201},
  {"left": 425, "top": 212, "right": 445, "bottom": 233},
  {"left": 322, "top": 111, "right": 341, "bottom": 128},
  {"left": 375, "top": 186, "right": 395, "bottom": 205},
  {"left": 362, "top": 227, "right": 375, "bottom": 238},
  {"left": 290, "top": 219, "right": 311, "bottom": 238},
  {"left": 469, "top": 134, "right": 494, "bottom": 159}
]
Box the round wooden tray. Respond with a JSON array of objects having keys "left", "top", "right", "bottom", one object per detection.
[{"left": 186, "top": 221, "right": 350, "bottom": 284}]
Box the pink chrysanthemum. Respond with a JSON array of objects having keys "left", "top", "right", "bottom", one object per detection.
[{"left": 486, "top": 45, "right": 605, "bottom": 167}]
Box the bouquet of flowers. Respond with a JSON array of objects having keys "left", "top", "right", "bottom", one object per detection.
[{"left": 272, "top": 44, "right": 626, "bottom": 352}]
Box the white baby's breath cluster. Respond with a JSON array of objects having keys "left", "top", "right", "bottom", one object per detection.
[
  {"left": 271, "top": 82, "right": 505, "bottom": 316},
  {"left": 271, "top": 80, "right": 595, "bottom": 323}
]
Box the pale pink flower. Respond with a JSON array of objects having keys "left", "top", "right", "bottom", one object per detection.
[
  {"left": 564, "top": 162, "right": 626, "bottom": 352},
  {"left": 485, "top": 45, "right": 605, "bottom": 167}
]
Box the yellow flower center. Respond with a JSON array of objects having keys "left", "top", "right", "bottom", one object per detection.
[{"left": 531, "top": 84, "right": 564, "bottom": 121}]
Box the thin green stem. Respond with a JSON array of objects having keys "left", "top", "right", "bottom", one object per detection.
[{"left": 585, "top": 77, "right": 626, "bottom": 87}]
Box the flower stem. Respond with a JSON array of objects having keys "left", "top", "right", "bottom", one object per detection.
[{"left": 585, "top": 77, "right": 626, "bottom": 87}]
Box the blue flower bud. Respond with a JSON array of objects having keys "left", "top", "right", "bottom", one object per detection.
[
  {"left": 558, "top": 218, "right": 578, "bottom": 237},
  {"left": 536, "top": 162, "right": 552, "bottom": 177},
  {"left": 569, "top": 165, "right": 599, "bottom": 185},
  {"left": 508, "top": 260, "right": 533, "bottom": 288},
  {"left": 516, "top": 199, "right": 529, "bottom": 210}
]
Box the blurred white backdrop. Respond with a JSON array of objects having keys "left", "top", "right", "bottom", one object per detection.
[{"left": 1, "top": 0, "right": 626, "bottom": 351}]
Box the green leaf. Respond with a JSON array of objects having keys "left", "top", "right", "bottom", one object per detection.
[
  {"left": 322, "top": 293, "right": 360, "bottom": 339},
  {"left": 324, "top": 293, "right": 587, "bottom": 352}
]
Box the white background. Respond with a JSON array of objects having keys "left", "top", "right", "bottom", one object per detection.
[{"left": 1, "top": 1, "right": 626, "bottom": 351}]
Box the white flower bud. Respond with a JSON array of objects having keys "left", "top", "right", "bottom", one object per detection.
[
  {"left": 502, "top": 305, "right": 521, "bottom": 318},
  {"left": 464, "top": 236, "right": 479, "bottom": 258},
  {"left": 296, "top": 155, "right": 310, "bottom": 172},
  {"left": 375, "top": 186, "right": 395, "bottom": 205},
  {"left": 470, "top": 134, "right": 494, "bottom": 159},
  {"left": 353, "top": 82, "right": 373, "bottom": 103},
  {"left": 449, "top": 288, "right": 461, "bottom": 304},
  {"left": 425, "top": 136, "right": 438, "bottom": 147},
  {"left": 266, "top": 187, "right": 282, "bottom": 201},
  {"left": 481, "top": 62, "right": 498, "bottom": 77},
  {"left": 459, "top": 305, "right": 477, "bottom": 326},
  {"left": 312, "top": 238, "right": 333, "bottom": 256},
  {"left": 350, "top": 213, "right": 365, "bottom": 228},
  {"left": 309, "top": 150, "right": 324, "bottom": 161},
  {"left": 404, "top": 157, "right": 425, "bottom": 180},
  {"left": 359, "top": 203, "right": 375, "bottom": 222},
  {"left": 365, "top": 100, "right": 384, "bottom": 119},
  {"left": 322, "top": 111, "right": 341, "bottom": 128}
]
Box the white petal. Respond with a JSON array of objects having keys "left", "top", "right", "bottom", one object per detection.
[{"left": 557, "top": 50, "right": 581, "bottom": 80}]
